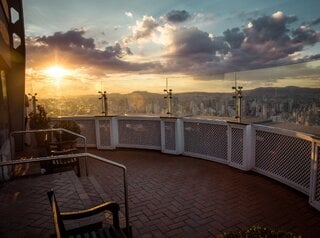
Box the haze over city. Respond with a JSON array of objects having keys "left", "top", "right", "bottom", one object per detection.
[{"left": 23, "top": 0, "right": 320, "bottom": 97}]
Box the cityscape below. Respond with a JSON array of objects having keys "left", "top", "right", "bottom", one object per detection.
[{"left": 34, "top": 86, "right": 320, "bottom": 134}]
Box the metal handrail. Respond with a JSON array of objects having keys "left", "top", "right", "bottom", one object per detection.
[
  {"left": 0, "top": 152, "right": 130, "bottom": 237},
  {"left": 10, "top": 128, "right": 88, "bottom": 175}
]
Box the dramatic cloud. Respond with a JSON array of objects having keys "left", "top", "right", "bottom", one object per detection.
[
  {"left": 28, "top": 30, "right": 158, "bottom": 73},
  {"left": 166, "top": 10, "right": 191, "bottom": 23},
  {"left": 27, "top": 12, "right": 320, "bottom": 78},
  {"left": 166, "top": 27, "right": 215, "bottom": 56},
  {"left": 292, "top": 26, "right": 319, "bottom": 45},
  {"left": 124, "top": 16, "right": 159, "bottom": 43},
  {"left": 160, "top": 11, "right": 320, "bottom": 75},
  {"left": 38, "top": 30, "right": 95, "bottom": 49},
  {"left": 236, "top": 12, "right": 319, "bottom": 69},
  {"left": 223, "top": 28, "right": 244, "bottom": 49}
]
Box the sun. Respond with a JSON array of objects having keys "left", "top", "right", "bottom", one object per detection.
[{"left": 44, "top": 65, "right": 69, "bottom": 79}]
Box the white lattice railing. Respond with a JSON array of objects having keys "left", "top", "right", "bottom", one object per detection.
[
  {"left": 50, "top": 115, "right": 320, "bottom": 211},
  {"left": 252, "top": 125, "right": 313, "bottom": 194},
  {"left": 183, "top": 118, "right": 228, "bottom": 164}
]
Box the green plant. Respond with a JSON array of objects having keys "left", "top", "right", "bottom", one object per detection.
[
  {"left": 29, "top": 105, "right": 51, "bottom": 130},
  {"left": 53, "top": 120, "right": 81, "bottom": 141},
  {"left": 28, "top": 105, "right": 51, "bottom": 146},
  {"left": 219, "top": 225, "right": 300, "bottom": 238}
]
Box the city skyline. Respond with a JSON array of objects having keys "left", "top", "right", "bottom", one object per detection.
[
  {"left": 35, "top": 86, "right": 320, "bottom": 129},
  {"left": 24, "top": 0, "right": 320, "bottom": 96}
]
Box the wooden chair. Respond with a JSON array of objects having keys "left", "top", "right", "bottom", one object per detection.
[{"left": 47, "top": 190, "right": 126, "bottom": 238}]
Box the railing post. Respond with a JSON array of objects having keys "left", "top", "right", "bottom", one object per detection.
[
  {"left": 112, "top": 116, "right": 119, "bottom": 148},
  {"left": 160, "top": 119, "right": 165, "bottom": 152},
  {"left": 94, "top": 117, "right": 100, "bottom": 149},
  {"left": 161, "top": 117, "right": 183, "bottom": 155},
  {"left": 176, "top": 118, "right": 184, "bottom": 154},
  {"left": 227, "top": 124, "right": 232, "bottom": 165},
  {"left": 243, "top": 124, "right": 255, "bottom": 171},
  {"left": 309, "top": 138, "right": 320, "bottom": 211}
]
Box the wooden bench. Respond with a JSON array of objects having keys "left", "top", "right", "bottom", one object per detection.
[
  {"left": 47, "top": 190, "right": 126, "bottom": 238},
  {"left": 44, "top": 140, "right": 80, "bottom": 175}
]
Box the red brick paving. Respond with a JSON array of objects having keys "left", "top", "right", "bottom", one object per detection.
[
  {"left": 88, "top": 149, "right": 320, "bottom": 238},
  {"left": 0, "top": 148, "right": 320, "bottom": 237}
]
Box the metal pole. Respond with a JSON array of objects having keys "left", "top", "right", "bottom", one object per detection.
[
  {"left": 164, "top": 78, "right": 173, "bottom": 116},
  {"left": 98, "top": 91, "right": 108, "bottom": 116},
  {"left": 232, "top": 73, "right": 243, "bottom": 123}
]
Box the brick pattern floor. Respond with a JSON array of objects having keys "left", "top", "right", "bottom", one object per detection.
[
  {"left": 88, "top": 149, "right": 320, "bottom": 238},
  {"left": 0, "top": 171, "right": 91, "bottom": 237},
  {"left": 0, "top": 148, "right": 320, "bottom": 237}
]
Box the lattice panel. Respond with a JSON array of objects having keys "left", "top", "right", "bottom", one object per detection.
[
  {"left": 315, "top": 146, "right": 320, "bottom": 201},
  {"left": 255, "top": 130, "right": 311, "bottom": 190},
  {"left": 231, "top": 127, "right": 244, "bottom": 165},
  {"left": 118, "top": 120, "right": 161, "bottom": 147},
  {"left": 184, "top": 122, "right": 228, "bottom": 160},
  {"left": 164, "top": 121, "right": 176, "bottom": 151},
  {"left": 75, "top": 120, "right": 96, "bottom": 146},
  {"left": 98, "top": 120, "right": 111, "bottom": 147}
]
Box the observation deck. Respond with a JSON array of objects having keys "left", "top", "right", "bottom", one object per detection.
[{"left": 1, "top": 116, "right": 320, "bottom": 237}]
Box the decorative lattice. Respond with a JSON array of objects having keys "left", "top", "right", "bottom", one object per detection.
[
  {"left": 118, "top": 119, "right": 161, "bottom": 147},
  {"left": 255, "top": 129, "right": 311, "bottom": 190},
  {"left": 184, "top": 122, "right": 228, "bottom": 160},
  {"left": 164, "top": 121, "right": 176, "bottom": 151},
  {"left": 315, "top": 146, "right": 320, "bottom": 201},
  {"left": 75, "top": 120, "right": 96, "bottom": 146},
  {"left": 230, "top": 127, "right": 244, "bottom": 165},
  {"left": 98, "top": 120, "right": 111, "bottom": 147}
]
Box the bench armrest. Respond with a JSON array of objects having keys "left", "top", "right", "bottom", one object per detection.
[
  {"left": 61, "top": 201, "right": 121, "bottom": 230},
  {"left": 61, "top": 201, "right": 119, "bottom": 219}
]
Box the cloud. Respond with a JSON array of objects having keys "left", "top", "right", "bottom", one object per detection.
[
  {"left": 166, "top": 10, "right": 191, "bottom": 23},
  {"left": 160, "top": 11, "right": 320, "bottom": 75},
  {"left": 223, "top": 28, "right": 244, "bottom": 49},
  {"left": 38, "top": 29, "right": 95, "bottom": 49},
  {"left": 27, "top": 29, "right": 159, "bottom": 73},
  {"left": 125, "top": 11, "right": 133, "bottom": 18},
  {"left": 309, "top": 17, "right": 320, "bottom": 27},
  {"left": 124, "top": 16, "right": 159, "bottom": 43},
  {"left": 234, "top": 12, "right": 320, "bottom": 69},
  {"left": 166, "top": 27, "right": 215, "bottom": 56},
  {"left": 292, "top": 26, "right": 319, "bottom": 45},
  {"left": 27, "top": 12, "right": 320, "bottom": 79}
]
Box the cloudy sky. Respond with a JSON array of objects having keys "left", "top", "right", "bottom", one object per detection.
[{"left": 23, "top": 0, "right": 320, "bottom": 96}]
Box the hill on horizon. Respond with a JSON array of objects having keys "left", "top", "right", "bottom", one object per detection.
[{"left": 39, "top": 86, "right": 320, "bottom": 99}]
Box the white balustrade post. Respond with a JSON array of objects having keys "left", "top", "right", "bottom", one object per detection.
[
  {"left": 243, "top": 124, "right": 255, "bottom": 171},
  {"left": 309, "top": 139, "right": 320, "bottom": 211},
  {"left": 94, "top": 118, "right": 100, "bottom": 149},
  {"left": 160, "top": 119, "right": 165, "bottom": 153},
  {"left": 111, "top": 116, "right": 119, "bottom": 148},
  {"left": 176, "top": 118, "right": 184, "bottom": 154}
]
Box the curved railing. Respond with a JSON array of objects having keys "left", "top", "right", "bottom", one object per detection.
[
  {"left": 10, "top": 128, "right": 88, "bottom": 175},
  {"left": 0, "top": 152, "right": 130, "bottom": 236},
  {"left": 49, "top": 115, "right": 320, "bottom": 212}
]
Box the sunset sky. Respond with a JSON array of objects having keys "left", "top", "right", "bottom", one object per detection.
[{"left": 23, "top": 0, "right": 320, "bottom": 97}]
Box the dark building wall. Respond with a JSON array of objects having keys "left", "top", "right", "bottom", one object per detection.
[{"left": 0, "top": 0, "right": 25, "bottom": 154}]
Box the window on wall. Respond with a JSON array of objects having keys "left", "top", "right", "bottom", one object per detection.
[{"left": 0, "top": 70, "right": 9, "bottom": 147}]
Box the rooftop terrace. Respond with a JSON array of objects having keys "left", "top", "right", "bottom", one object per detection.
[
  {"left": 1, "top": 115, "right": 320, "bottom": 237},
  {"left": 1, "top": 148, "right": 320, "bottom": 237}
]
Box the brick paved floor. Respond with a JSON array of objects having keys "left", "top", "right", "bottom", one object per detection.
[
  {"left": 1, "top": 148, "right": 320, "bottom": 237},
  {"left": 88, "top": 149, "right": 320, "bottom": 238}
]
